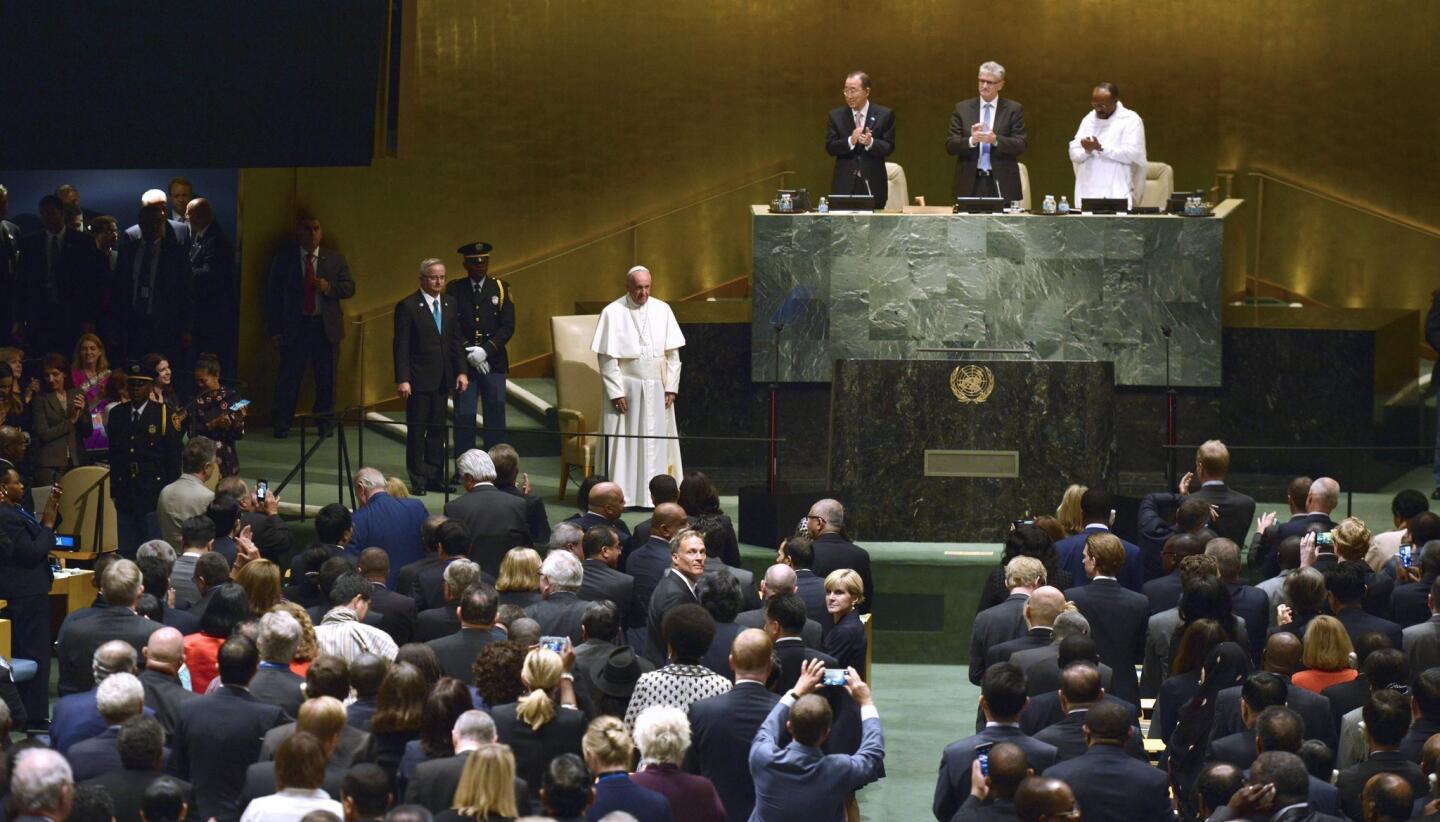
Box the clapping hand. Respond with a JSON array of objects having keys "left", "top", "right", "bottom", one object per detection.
[
  {"left": 1080, "top": 136, "right": 1103, "bottom": 152},
  {"left": 1257, "top": 511, "right": 1278, "bottom": 532},
  {"left": 233, "top": 525, "right": 259, "bottom": 572},
  {"left": 857, "top": 128, "right": 873, "bottom": 147},
  {"left": 1178, "top": 471, "right": 1194, "bottom": 494},
  {"left": 1299, "top": 532, "right": 1318, "bottom": 567},
  {"left": 68, "top": 393, "right": 86, "bottom": 421},
  {"left": 1276, "top": 603, "right": 1293, "bottom": 627}
]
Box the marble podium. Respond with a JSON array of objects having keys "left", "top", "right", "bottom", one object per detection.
[
  {"left": 830, "top": 359, "right": 1117, "bottom": 543},
  {"left": 751, "top": 201, "right": 1244, "bottom": 387}
]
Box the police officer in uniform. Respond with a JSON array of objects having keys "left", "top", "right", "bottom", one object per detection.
[
  {"left": 107, "top": 363, "right": 182, "bottom": 558},
  {"left": 447, "top": 242, "right": 514, "bottom": 462}
]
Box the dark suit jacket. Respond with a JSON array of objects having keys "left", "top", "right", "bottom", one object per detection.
[
  {"left": 700, "top": 621, "right": 744, "bottom": 680},
  {"left": 396, "top": 554, "right": 445, "bottom": 603},
  {"left": 364, "top": 582, "right": 418, "bottom": 645},
  {"left": 51, "top": 689, "right": 158, "bottom": 754},
  {"left": 933, "top": 726, "right": 1056, "bottom": 822},
  {"left": 1212, "top": 679, "right": 1335, "bottom": 748},
  {"left": 1334, "top": 605, "right": 1404, "bottom": 651},
  {"left": 984, "top": 627, "right": 1054, "bottom": 672},
  {"left": 774, "top": 637, "right": 838, "bottom": 695},
  {"left": 1337, "top": 751, "right": 1427, "bottom": 821},
  {"left": 393, "top": 289, "right": 465, "bottom": 391},
  {"left": 442, "top": 485, "right": 530, "bottom": 577},
  {"left": 1020, "top": 692, "right": 1139, "bottom": 737},
  {"left": 1056, "top": 527, "right": 1144, "bottom": 592},
  {"left": 1033, "top": 709, "right": 1146, "bottom": 762},
  {"left": 770, "top": 639, "right": 863, "bottom": 757},
  {"left": 579, "top": 558, "right": 639, "bottom": 628},
  {"left": 81, "top": 769, "right": 192, "bottom": 822},
  {"left": 265, "top": 243, "right": 355, "bottom": 344},
  {"left": 525, "top": 590, "right": 589, "bottom": 646},
  {"left": 1392, "top": 578, "right": 1434, "bottom": 628},
  {"left": 348, "top": 492, "right": 430, "bottom": 587},
  {"left": 114, "top": 234, "right": 193, "bottom": 355},
  {"left": 16, "top": 226, "right": 95, "bottom": 343},
  {"left": 1318, "top": 676, "right": 1367, "bottom": 736},
  {"left": 248, "top": 666, "right": 306, "bottom": 720},
  {"left": 825, "top": 611, "right": 867, "bottom": 673},
  {"left": 953, "top": 795, "right": 1020, "bottom": 821},
  {"left": 497, "top": 481, "right": 549, "bottom": 544},
  {"left": 170, "top": 685, "right": 286, "bottom": 822},
  {"left": 0, "top": 503, "right": 55, "bottom": 601},
  {"left": 1401, "top": 716, "right": 1440, "bottom": 763},
  {"left": 969, "top": 593, "right": 1030, "bottom": 684},
  {"left": 1189, "top": 482, "right": 1258, "bottom": 546},
  {"left": 736, "top": 606, "right": 823, "bottom": 647},
  {"left": 1144, "top": 570, "right": 1185, "bottom": 616},
  {"left": 1210, "top": 729, "right": 1259, "bottom": 769},
  {"left": 685, "top": 680, "right": 779, "bottom": 822},
  {"left": 68, "top": 725, "right": 129, "bottom": 781},
  {"left": 139, "top": 668, "right": 199, "bottom": 739},
  {"left": 1009, "top": 645, "right": 1113, "bottom": 697},
  {"left": 260, "top": 720, "right": 373, "bottom": 766},
  {"left": 415, "top": 604, "right": 461, "bottom": 641},
  {"left": 1258, "top": 513, "right": 1338, "bottom": 577},
  {"left": 124, "top": 217, "right": 190, "bottom": 246},
  {"left": 1064, "top": 578, "right": 1147, "bottom": 703},
  {"left": 403, "top": 750, "right": 531, "bottom": 815},
  {"left": 645, "top": 570, "right": 699, "bottom": 664},
  {"left": 412, "top": 558, "right": 492, "bottom": 614},
  {"left": 627, "top": 537, "right": 673, "bottom": 610},
  {"left": 57, "top": 606, "right": 161, "bottom": 695},
  {"left": 187, "top": 223, "right": 235, "bottom": 308},
  {"left": 1229, "top": 581, "right": 1272, "bottom": 661},
  {"left": 446, "top": 274, "right": 515, "bottom": 374},
  {"left": 1044, "top": 744, "right": 1172, "bottom": 822},
  {"left": 237, "top": 758, "right": 347, "bottom": 811},
  {"left": 810, "top": 533, "right": 874, "bottom": 614},
  {"left": 825, "top": 103, "right": 895, "bottom": 208},
  {"left": 492, "top": 701, "right": 588, "bottom": 799},
  {"left": 426, "top": 625, "right": 505, "bottom": 681},
  {"left": 794, "top": 568, "right": 828, "bottom": 624},
  {"left": 945, "top": 97, "right": 1027, "bottom": 201}
]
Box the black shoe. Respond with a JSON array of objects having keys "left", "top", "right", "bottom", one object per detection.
[
  {"left": 272, "top": 429, "right": 290, "bottom": 440},
  {"left": 426, "top": 482, "right": 455, "bottom": 494},
  {"left": 410, "top": 486, "right": 428, "bottom": 497}
]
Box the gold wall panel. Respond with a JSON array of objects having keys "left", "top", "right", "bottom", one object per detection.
[{"left": 236, "top": 0, "right": 1440, "bottom": 411}]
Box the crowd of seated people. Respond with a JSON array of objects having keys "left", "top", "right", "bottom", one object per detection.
[{"left": 0, "top": 444, "right": 882, "bottom": 821}]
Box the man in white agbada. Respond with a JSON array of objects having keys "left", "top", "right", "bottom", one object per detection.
[
  {"left": 591, "top": 265, "right": 685, "bottom": 507},
  {"left": 1067, "top": 82, "right": 1147, "bottom": 208}
]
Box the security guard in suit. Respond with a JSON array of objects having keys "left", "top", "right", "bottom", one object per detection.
[
  {"left": 446, "top": 242, "right": 514, "bottom": 459},
  {"left": 107, "top": 363, "right": 183, "bottom": 558}
]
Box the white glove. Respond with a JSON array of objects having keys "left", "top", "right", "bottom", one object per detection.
[{"left": 465, "top": 346, "right": 490, "bottom": 373}]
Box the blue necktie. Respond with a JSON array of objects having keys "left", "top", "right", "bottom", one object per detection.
[
  {"left": 979, "top": 103, "right": 993, "bottom": 171},
  {"left": 431, "top": 299, "right": 442, "bottom": 333}
]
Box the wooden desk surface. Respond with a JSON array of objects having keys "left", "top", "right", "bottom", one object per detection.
[{"left": 51, "top": 569, "right": 95, "bottom": 615}]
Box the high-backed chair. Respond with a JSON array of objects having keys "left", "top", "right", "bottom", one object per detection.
[
  {"left": 1140, "top": 162, "right": 1175, "bottom": 209},
  {"left": 550, "top": 315, "right": 603, "bottom": 501},
  {"left": 54, "top": 466, "right": 117, "bottom": 563},
  {"left": 885, "top": 163, "right": 908, "bottom": 211},
  {"left": 1017, "top": 162, "right": 1033, "bottom": 211}
]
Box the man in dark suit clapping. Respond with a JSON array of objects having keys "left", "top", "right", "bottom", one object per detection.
[
  {"left": 826, "top": 72, "right": 895, "bottom": 208},
  {"left": 946, "top": 61, "right": 1027, "bottom": 202},
  {"left": 114, "top": 205, "right": 192, "bottom": 363},
  {"left": 394, "top": 258, "right": 467, "bottom": 494},
  {"left": 266, "top": 215, "right": 355, "bottom": 438}
]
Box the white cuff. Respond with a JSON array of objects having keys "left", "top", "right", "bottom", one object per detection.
[
  {"left": 780, "top": 693, "right": 798, "bottom": 707},
  {"left": 861, "top": 705, "right": 880, "bottom": 721}
]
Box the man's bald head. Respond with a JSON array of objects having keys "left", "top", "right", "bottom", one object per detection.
[
  {"left": 1263, "top": 631, "right": 1304, "bottom": 676},
  {"left": 1026, "top": 587, "right": 1067, "bottom": 629},
  {"left": 1014, "top": 777, "right": 1076, "bottom": 822},
  {"left": 729, "top": 628, "right": 773, "bottom": 680},
  {"left": 986, "top": 742, "right": 1029, "bottom": 800},
  {"left": 762, "top": 564, "right": 797, "bottom": 597},
  {"left": 0, "top": 425, "right": 25, "bottom": 459},
  {"left": 807, "top": 498, "right": 844, "bottom": 534},
  {"left": 651, "top": 502, "right": 688, "bottom": 538},
  {"left": 1308, "top": 477, "right": 1340, "bottom": 513},
  {"left": 1421, "top": 733, "right": 1440, "bottom": 777},
  {"left": 588, "top": 482, "right": 623, "bottom": 513},
  {"left": 186, "top": 197, "right": 214, "bottom": 231},
  {"left": 1363, "top": 772, "right": 1412, "bottom": 821},
  {"left": 144, "top": 628, "right": 185, "bottom": 668},
  {"left": 1059, "top": 663, "right": 1102, "bottom": 709}
]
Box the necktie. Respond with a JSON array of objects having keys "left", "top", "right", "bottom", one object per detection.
[
  {"left": 431, "top": 298, "right": 442, "bottom": 333},
  {"left": 303, "top": 253, "right": 318, "bottom": 314},
  {"left": 132, "top": 406, "right": 142, "bottom": 424},
  {"left": 979, "top": 103, "right": 993, "bottom": 172},
  {"left": 854, "top": 110, "right": 863, "bottom": 130}
]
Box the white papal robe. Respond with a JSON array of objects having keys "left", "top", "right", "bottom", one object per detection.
[
  {"left": 591, "top": 294, "right": 686, "bottom": 507},
  {"left": 1067, "top": 100, "right": 1147, "bottom": 208}
]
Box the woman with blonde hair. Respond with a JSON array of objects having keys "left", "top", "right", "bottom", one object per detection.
[
  {"left": 436, "top": 743, "right": 520, "bottom": 822},
  {"left": 1332, "top": 517, "right": 1373, "bottom": 563},
  {"left": 72, "top": 334, "right": 111, "bottom": 451},
  {"left": 236, "top": 558, "right": 281, "bottom": 616},
  {"left": 1056, "top": 484, "right": 1088, "bottom": 536},
  {"left": 495, "top": 547, "right": 542, "bottom": 610},
  {"left": 491, "top": 648, "right": 586, "bottom": 801},
  {"left": 384, "top": 476, "right": 411, "bottom": 499},
  {"left": 582, "top": 715, "right": 672, "bottom": 821},
  {"left": 823, "top": 568, "right": 867, "bottom": 674},
  {"left": 1293, "top": 615, "right": 1357, "bottom": 693},
  {"left": 270, "top": 600, "right": 320, "bottom": 677}
]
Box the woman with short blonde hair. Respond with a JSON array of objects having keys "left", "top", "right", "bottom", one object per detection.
[
  {"left": 236, "top": 559, "right": 281, "bottom": 616},
  {"left": 448, "top": 743, "right": 519, "bottom": 820},
  {"left": 495, "top": 547, "right": 542, "bottom": 610},
  {"left": 823, "top": 568, "right": 867, "bottom": 674},
  {"left": 1294, "top": 615, "right": 1357, "bottom": 693}
]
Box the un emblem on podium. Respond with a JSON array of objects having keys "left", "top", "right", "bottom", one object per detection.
[{"left": 949, "top": 365, "right": 995, "bottom": 404}]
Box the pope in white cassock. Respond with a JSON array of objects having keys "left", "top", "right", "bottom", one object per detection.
[
  {"left": 1068, "top": 82, "right": 1147, "bottom": 208},
  {"left": 591, "top": 265, "right": 686, "bottom": 507}
]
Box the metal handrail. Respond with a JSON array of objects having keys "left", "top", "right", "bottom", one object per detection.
[
  {"left": 347, "top": 167, "right": 795, "bottom": 328},
  {"left": 1246, "top": 170, "right": 1440, "bottom": 241}
]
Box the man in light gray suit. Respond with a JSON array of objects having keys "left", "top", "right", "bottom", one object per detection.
[{"left": 155, "top": 438, "right": 217, "bottom": 550}]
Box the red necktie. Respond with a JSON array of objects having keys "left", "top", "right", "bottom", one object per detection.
[{"left": 302, "top": 253, "right": 317, "bottom": 314}]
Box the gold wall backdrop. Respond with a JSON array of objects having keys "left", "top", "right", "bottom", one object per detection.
[{"left": 236, "top": 0, "right": 1440, "bottom": 414}]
